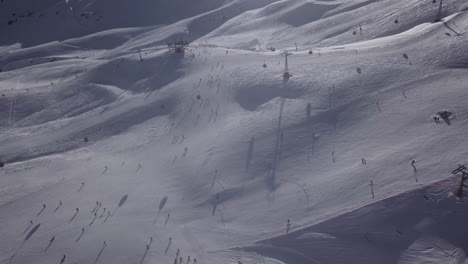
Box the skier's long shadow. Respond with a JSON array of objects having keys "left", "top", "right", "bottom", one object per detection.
[
  {"left": 25, "top": 224, "right": 40, "bottom": 241},
  {"left": 94, "top": 242, "right": 107, "bottom": 264},
  {"left": 69, "top": 211, "right": 79, "bottom": 224},
  {"left": 269, "top": 96, "right": 286, "bottom": 191},
  {"left": 102, "top": 212, "right": 111, "bottom": 223},
  {"left": 89, "top": 213, "right": 98, "bottom": 226},
  {"left": 36, "top": 206, "right": 46, "bottom": 217},
  {"left": 10, "top": 224, "right": 40, "bottom": 262},
  {"left": 44, "top": 240, "right": 53, "bottom": 252},
  {"left": 164, "top": 238, "right": 171, "bottom": 255},
  {"left": 53, "top": 202, "right": 62, "bottom": 213},
  {"left": 153, "top": 196, "right": 168, "bottom": 224},
  {"left": 139, "top": 246, "right": 150, "bottom": 264},
  {"left": 76, "top": 229, "right": 85, "bottom": 243}
]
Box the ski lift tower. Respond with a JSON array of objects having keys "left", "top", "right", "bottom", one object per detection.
[
  {"left": 434, "top": 0, "right": 444, "bottom": 22},
  {"left": 282, "top": 50, "right": 293, "bottom": 79},
  {"left": 451, "top": 164, "right": 468, "bottom": 197}
]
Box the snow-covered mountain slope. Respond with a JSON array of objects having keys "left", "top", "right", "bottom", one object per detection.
[
  {"left": 1, "top": 0, "right": 468, "bottom": 264},
  {"left": 246, "top": 178, "right": 468, "bottom": 264}
]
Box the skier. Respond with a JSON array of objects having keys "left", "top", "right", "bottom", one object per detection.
[
  {"left": 165, "top": 237, "right": 172, "bottom": 254},
  {"left": 99, "top": 208, "right": 106, "bottom": 218},
  {"left": 90, "top": 212, "right": 98, "bottom": 225},
  {"left": 103, "top": 211, "right": 111, "bottom": 223},
  {"left": 92, "top": 201, "right": 99, "bottom": 213},
  {"left": 60, "top": 255, "right": 66, "bottom": 264},
  {"left": 369, "top": 181, "right": 375, "bottom": 199},
  {"left": 411, "top": 160, "right": 417, "bottom": 174},
  {"left": 286, "top": 219, "right": 291, "bottom": 233},
  {"left": 23, "top": 220, "right": 33, "bottom": 234},
  {"left": 76, "top": 228, "right": 85, "bottom": 243}
]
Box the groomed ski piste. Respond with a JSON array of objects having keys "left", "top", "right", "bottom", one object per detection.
[{"left": 1, "top": 0, "right": 468, "bottom": 263}]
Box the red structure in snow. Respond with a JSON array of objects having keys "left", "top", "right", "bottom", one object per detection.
[{"left": 451, "top": 165, "right": 468, "bottom": 197}]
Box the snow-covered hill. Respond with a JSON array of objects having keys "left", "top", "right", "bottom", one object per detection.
[{"left": 1, "top": 0, "right": 468, "bottom": 264}]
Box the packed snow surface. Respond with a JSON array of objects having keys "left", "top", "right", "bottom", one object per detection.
[{"left": 1, "top": 0, "right": 468, "bottom": 263}]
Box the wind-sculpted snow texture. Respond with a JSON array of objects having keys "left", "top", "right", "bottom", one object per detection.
[{"left": 1, "top": 0, "right": 468, "bottom": 264}]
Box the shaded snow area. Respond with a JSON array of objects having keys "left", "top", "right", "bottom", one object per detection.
[{"left": 1, "top": 0, "right": 468, "bottom": 263}]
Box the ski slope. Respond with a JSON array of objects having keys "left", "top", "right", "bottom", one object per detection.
[{"left": 1, "top": 0, "right": 468, "bottom": 263}]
